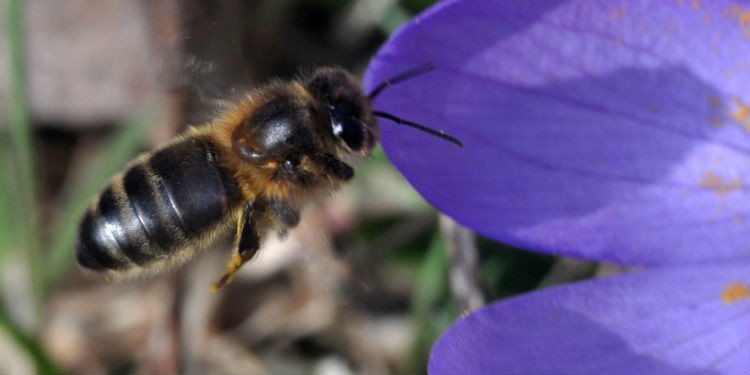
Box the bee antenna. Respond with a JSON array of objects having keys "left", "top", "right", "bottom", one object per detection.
[
  {"left": 367, "top": 63, "right": 435, "bottom": 100},
  {"left": 373, "top": 110, "right": 463, "bottom": 148}
]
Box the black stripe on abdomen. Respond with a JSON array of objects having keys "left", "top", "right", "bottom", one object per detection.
[
  {"left": 123, "top": 164, "right": 175, "bottom": 253},
  {"left": 76, "top": 206, "right": 129, "bottom": 271},
  {"left": 148, "top": 137, "right": 242, "bottom": 238},
  {"left": 97, "top": 185, "right": 152, "bottom": 265}
]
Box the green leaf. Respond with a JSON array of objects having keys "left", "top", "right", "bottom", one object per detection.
[
  {"left": 408, "top": 230, "right": 456, "bottom": 372},
  {"left": 3, "top": 1, "right": 57, "bottom": 373},
  {"left": 7, "top": 0, "right": 41, "bottom": 298},
  {"left": 410, "top": 230, "right": 448, "bottom": 317}
]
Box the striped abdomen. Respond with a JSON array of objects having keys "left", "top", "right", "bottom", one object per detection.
[{"left": 76, "top": 136, "right": 244, "bottom": 274}]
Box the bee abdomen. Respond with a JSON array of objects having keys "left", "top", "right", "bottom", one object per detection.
[{"left": 76, "top": 137, "right": 243, "bottom": 274}]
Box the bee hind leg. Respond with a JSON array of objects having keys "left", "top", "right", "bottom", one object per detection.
[{"left": 211, "top": 202, "right": 261, "bottom": 292}]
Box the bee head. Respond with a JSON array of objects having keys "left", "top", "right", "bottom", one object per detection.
[
  {"left": 231, "top": 64, "right": 461, "bottom": 190},
  {"left": 305, "top": 67, "right": 379, "bottom": 157}
]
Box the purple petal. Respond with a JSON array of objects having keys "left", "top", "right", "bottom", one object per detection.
[
  {"left": 429, "top": 263, "right": 750, "bottom": 375},
  {"left": 365, "top": 0, "right": 750, "bottom": 264}
]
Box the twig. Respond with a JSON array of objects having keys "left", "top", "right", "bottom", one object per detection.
[{"left": 438, "top": 215, "right": 484, "bottom": 313}]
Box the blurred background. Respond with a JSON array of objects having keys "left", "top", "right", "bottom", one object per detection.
[{"left": 0, "top": 0, "right": 602, "bottom": 373}]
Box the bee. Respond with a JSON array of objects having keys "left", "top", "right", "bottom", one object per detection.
[{"left": 75, "top": 64, "right": 462, "bottom": 291}]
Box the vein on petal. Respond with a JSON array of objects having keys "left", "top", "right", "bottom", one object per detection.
[{"left": 437, "top": 63, "right": 750, "bottom": 155}]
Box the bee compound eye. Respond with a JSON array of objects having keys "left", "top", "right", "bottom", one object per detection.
[
  {"left": 337, "top": 118, "right": 365, "bottom": 151},
  {"left": 329, "top": 108, "right": 365, "bottom": 151}
]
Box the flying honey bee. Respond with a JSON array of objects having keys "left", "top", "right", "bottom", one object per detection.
[{"left": 75, "top": 64, "right": 462, "bottom": 291}]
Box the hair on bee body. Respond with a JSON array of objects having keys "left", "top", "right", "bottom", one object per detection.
[{"left": 75, "top": 64, "right": 461, "bottom": 291}]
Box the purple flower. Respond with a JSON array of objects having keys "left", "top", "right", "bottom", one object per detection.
[{"left": 364, "top": 0, "right": 750, "bottom": 373}]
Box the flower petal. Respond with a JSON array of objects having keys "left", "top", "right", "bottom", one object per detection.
[
  {"left": 429, "top": 263, "right": 750, "bottom": 375},
  {"left": 365, "top": 0, "right": 750, "bottom": 264}
]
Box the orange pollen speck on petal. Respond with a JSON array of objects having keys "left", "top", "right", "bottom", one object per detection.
[
  {"left": 732, "top": 98, "right": 750, "bottom": 132},
  {"left": 699, "top": 171, "right": 743, "bottom": 196},
  {"left": 709, "top": 96, "right": 723, "bottom": 108},
  {"left": 727, "top": 4, "right": 750, "bottom": 38},
  {"left": 721, "top": 282, "right": 750, "bottom": 303},
  {"left": 609, "top": 6, "right": 628, "bottom": 20}
]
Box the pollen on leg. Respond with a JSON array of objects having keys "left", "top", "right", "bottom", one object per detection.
[
  {"left": 211, "top": 251, "right": 251, "bottom": 293},
  {"left": 721, "top": 282, "right": 750, "bottom": 303}
]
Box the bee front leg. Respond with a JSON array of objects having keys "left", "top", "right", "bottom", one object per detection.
[
  {"left": 321, "top": 153, "right": 354, "bottom": 181},
  {"left": 211, "top": 202, "right": 262, "bottom": 291}
]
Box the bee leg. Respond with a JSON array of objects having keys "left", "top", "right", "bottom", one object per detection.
[
  {"left": 321, "top": 153, "right": 354, "bottom": 181},
  {"left": 211, "top": 202, "right": 261, "bottom": 291},
  {"left": 268, "top": 198, "right": 300, "bottom": 239}
]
